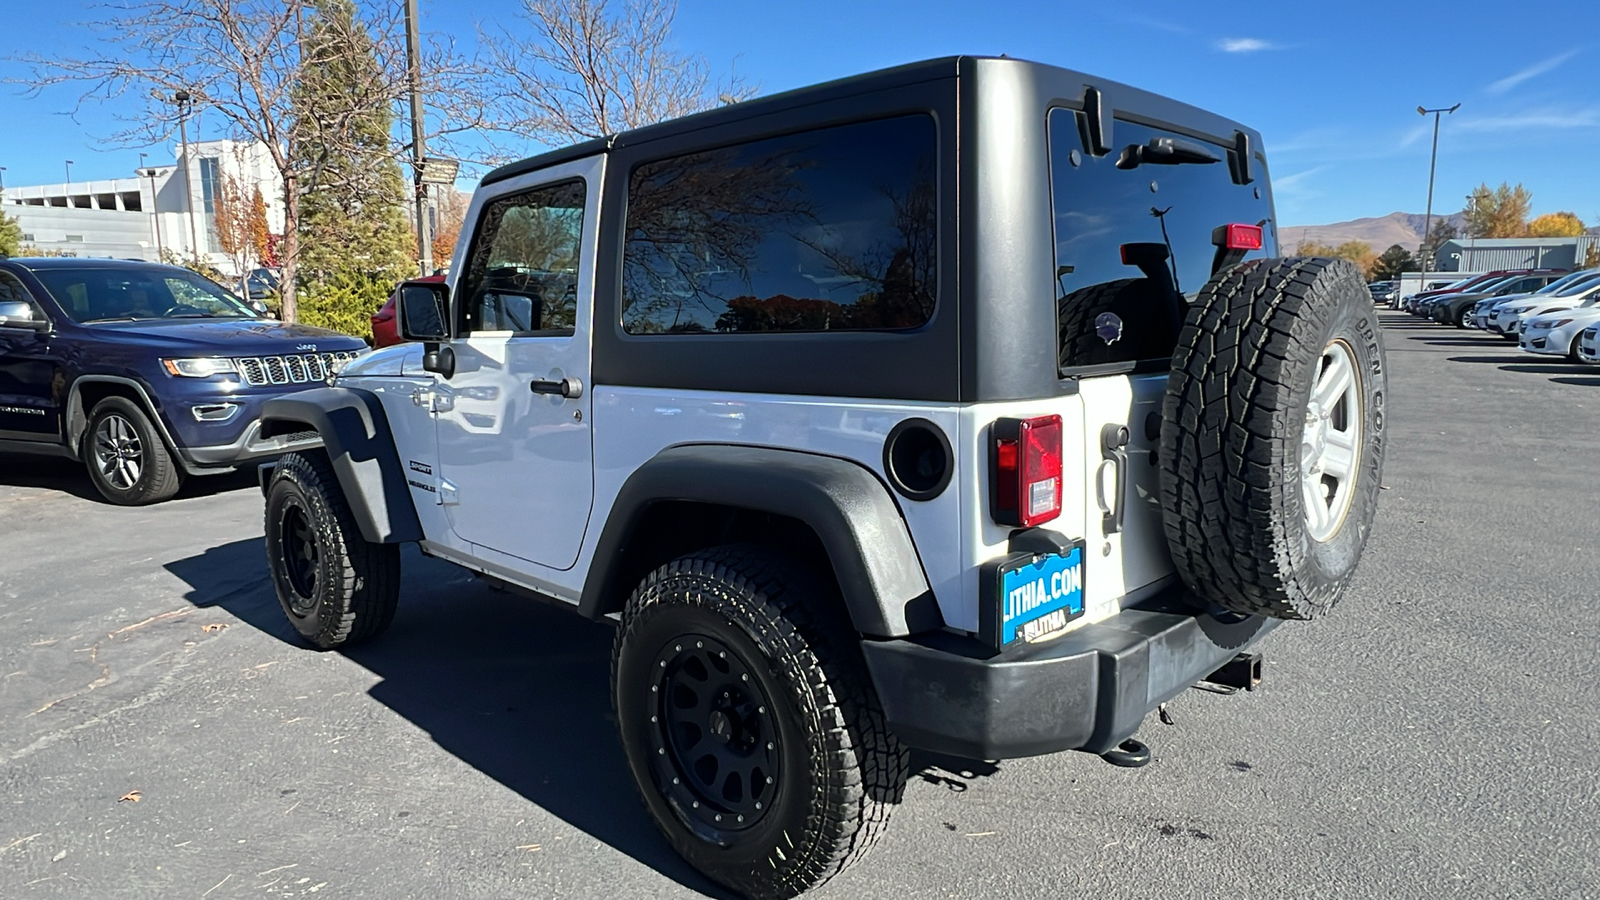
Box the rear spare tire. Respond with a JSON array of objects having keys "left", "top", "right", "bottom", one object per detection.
[{"left": 1159, "top": 257, "right": 1386, "bottom": 620}]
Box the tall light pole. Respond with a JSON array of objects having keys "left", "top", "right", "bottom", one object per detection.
[
  {"left": 173, "top": 90, "right": 202, "bottom": 261},
  {"left": 1416, "top": 103, "right": 1459, "bottom": 282},
  {"left": 403, "top": 0, "right": 432, "bottom": 276},
  {"left": 65, "top": 160, "right": 74, "bottom": 185},
  {"left": 139, "top": 152, "right": 164, "bottom": 258}
]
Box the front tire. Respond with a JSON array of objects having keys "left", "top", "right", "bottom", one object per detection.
[
  {"left": 1160, "top": 257, "right": 1387, "bottom": 621},
  {"left": 82, "top": 397, "right": 183, "bottom": 505},
  {"left": 613, "top": 546, "right": 907, "bottom": 899},
  {"left": 264, "top": 451, "right": 399, "bottom": 649}
]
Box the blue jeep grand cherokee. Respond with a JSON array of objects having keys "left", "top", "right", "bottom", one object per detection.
[{"left": 0, "top": 258, "right": 367, "bottom": 504}]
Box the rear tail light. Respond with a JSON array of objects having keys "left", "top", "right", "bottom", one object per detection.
[{"left": 992, "top": 415, "right": 1063, "bottom": 528}]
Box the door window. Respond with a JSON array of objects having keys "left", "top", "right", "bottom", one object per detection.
[
  {"left": 0, "top": 271, "right": 44, "bottom": 321},
  {"left": 457, "top": 180, "right": 586, "bottom": 335}
]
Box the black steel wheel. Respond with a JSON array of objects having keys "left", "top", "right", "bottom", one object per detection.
[
  {"left": 614, "top": 545, "right": 908, "bottom": 899},
  {"left": 650, "top": 634, "right": 782, "bottom": 834},
  {"left": 264, "top": 451, "right": 400, "bottom": 649}
]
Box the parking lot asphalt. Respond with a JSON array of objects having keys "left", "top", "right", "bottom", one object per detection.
[{"left": 3, "top": 309, "right": 1598, "bottom": 900}]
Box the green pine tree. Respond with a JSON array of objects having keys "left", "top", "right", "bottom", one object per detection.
[{"left": 291, "top": 0, "right": 413, "bottom": 339}]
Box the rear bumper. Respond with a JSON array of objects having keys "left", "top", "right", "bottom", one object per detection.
[{"left": 861, "top": 592, "right": 1280, "bottom": 759}]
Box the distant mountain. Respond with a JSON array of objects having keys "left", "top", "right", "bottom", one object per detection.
[{"left": 1280, "top": 211, "right": 1469, "bottom": 252}]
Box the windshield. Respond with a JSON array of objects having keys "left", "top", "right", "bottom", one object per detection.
[
  {"left": 33, "top": 268, "right": 259, "bottom": 323},
  {"left": 1552, "top": 273, "right": 1600, "bottom": 296}
]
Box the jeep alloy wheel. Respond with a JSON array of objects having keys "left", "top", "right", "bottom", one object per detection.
[
  {"left": 1300, "top": 339, "right": 1363, "bottom": 543},
  {"left": 82, "top": 396, "right": 182, "bottom": 505}
]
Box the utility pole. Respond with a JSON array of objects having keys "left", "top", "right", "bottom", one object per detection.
[
  {"left": 403, "top": 0, "right": 432, "bottom": 276},
  {"left": 174, "top": 90, "right": 202, "bottom": 261},
  {"left": 139, "top": 153, "right": 164, "bottom": 258},
  {"left": 1416, "top": 103, "right": 1459, "bottom": 287}
]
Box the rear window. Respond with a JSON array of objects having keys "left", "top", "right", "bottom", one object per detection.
[
  {"left": 621, "top": 114, "right": 937, "bottom": 335},
  {"left": 1049, "top": 109, "right": 1272, "bottom": 371}
]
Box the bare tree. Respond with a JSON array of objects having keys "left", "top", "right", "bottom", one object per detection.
[
  {"left": 17, "top": 0, "right": 491, "bottom": 322},
  {"left": 484, "top": 0, "right": 754, "bottom": 144}
]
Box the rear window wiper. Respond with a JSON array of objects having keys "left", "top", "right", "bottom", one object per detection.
[{"left": 1116, "top": 137, "right": 1222, "bottom": 170}]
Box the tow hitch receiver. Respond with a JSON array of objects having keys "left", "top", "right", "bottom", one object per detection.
[{"left": 1204, "top": 653, "right": 1263, "bottom": 692}]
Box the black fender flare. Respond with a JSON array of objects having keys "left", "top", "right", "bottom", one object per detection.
[
  {"left": 578, "top": 444, "right": 939, "bottom": 638},
  {"left": 259, "top": 387, "right": 423, "bottom": 544}
]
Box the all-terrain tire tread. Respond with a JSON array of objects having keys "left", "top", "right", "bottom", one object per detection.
[
  {"left": 1159, "top": 256, "right": 1382, "bottom": 620},
  {"left": 613, "top": 545, "right": 908, "bottom": 899},
  {"left": 270, "top": 451, "right": 400, "bottom": 647}
]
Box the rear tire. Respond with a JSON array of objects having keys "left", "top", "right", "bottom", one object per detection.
[
  {"left": 82, "top": 396, "right": 183, "bottom": 505},
  {"left": 264, "top": 451, "right": 399, "bottom": 649},
  {"left": 613, "top": 545, "right": 907, "bottom": 899},
  {"left": 1160, "top": 257, "right": 1386, "bottom": 620}
]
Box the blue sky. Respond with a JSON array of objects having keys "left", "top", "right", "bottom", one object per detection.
[{"left": 2, "top": 0, "right": 1596, "bottom": 228}]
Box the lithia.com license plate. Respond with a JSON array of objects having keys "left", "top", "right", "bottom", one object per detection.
[{"left": 1000, "top": 546, "right": 1085, "bottom": 644}]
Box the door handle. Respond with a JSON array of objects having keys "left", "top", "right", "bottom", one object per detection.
[
  {"left": 1099, "top": 423, "right": 1130, "bottom": 535},
  {"left": 530, "top": 376, "right": 583, "bottom": 399}
]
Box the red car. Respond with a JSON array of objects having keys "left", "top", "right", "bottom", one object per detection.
[{"left": 372, "top": 274, "right": 446, "bottom": 348}]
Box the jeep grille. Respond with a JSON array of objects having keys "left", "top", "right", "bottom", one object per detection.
[{"left": 234, "top": 352, "right": 362, "bottom": 387}]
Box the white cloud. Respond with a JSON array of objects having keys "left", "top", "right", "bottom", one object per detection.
[
  {"left": 1456, "top": 107, "right": 1600, "bottom": 132},
  {"left": 1217, "top": 37, "right": 1273, "bottom": 53},
  {"left": 1273, "top": 165, "right": 1332, "bottom": 197},
  {"left": 1114, "top": 14, "right": 1189, "bottom": 35},
  {"left": 1486, "top": 49, "right": 1581, "bottom": 95}
]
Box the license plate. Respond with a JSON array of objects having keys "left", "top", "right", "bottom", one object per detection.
[{"left": 1000, "top": 546, "right": 1085, "bottom": 644}]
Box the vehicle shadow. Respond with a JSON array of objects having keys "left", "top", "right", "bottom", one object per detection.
[
  {"left": 1551, "top": 376, "right": 1600, "bottom": 387},
  {"left": 1498, "top": 363, "right": 1589, "bottom": 375},
  {"left": 1406, "top": 337, "right": 1503, "bottom": 347},
  {"left": 0, "top": 452, "right": 258, "bottom": 502},
  {"left": 1446, "top": 355, "right": 1535, "bottom": 365},
  {"left": 0, "top": 452, "right": 101, "bottom": 501},
  {"left": 166, "top": 538, "right": 733, "bottom": 896}
]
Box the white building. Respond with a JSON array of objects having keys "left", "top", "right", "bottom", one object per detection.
[{"left": 4, "top": 139, "right": 285, "bottom": 276}]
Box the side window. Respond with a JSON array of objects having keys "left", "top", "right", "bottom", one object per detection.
[
  {"left": 0, "top": 271, "right": 45, "bottom": 323},
  {"left": 621, "top": 114, "right": 937, "bottom": 335},
  {"left": 457, "top": 180, "right": 586, "bottom": 335}
]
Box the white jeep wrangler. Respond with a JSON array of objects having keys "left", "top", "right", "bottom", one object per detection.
[{"left": 258, "top": 56, "right": 1385, "bottom": 900}]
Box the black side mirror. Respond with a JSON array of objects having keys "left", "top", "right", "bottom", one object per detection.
[{"left": 398, "top": 281, "right": 450, "bottom": 342}]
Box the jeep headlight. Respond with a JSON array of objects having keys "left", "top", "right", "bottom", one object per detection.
[{"left": 161, "top": 357, "right": 239, "bottom": 378}]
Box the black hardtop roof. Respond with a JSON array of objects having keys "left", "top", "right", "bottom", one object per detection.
[
  {"left": 481, "top": 55, "right": 1260, "bottom": 187},
  {"left": 3, "top": 256, "right": 193, "bottom": 275}
]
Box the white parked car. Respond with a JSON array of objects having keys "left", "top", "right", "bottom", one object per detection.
[
  {"left": 1575, "top": 323, "right": 1599, "bottom": 364},
  {"left": 1471, "top": 270, "right": 1600, "bottom": 329},
  {"left": 1491, "top": 279, "right": 1600, "bottom": 338},
  {"left": 1520, "top": 297, "right": 1600, "bottom": 361}
]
